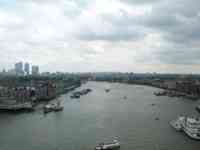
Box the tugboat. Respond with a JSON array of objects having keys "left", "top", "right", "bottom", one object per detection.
[{"left": 95, "top": 140, "right": 120, "bottom": 150}]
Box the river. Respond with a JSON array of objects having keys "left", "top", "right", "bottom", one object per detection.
[{"left": 0, "top": 81, "right": 200, "bottom": 150}]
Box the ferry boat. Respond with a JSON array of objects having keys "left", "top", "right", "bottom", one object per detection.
[
  {"left": 182, "top": 117, "right": 200, "bottom": 140},
  {"left": 95, "top": 140, "right": 120, "bottom": 150},
  {"left": 170, "top": 116, "right": 200, "bottom": 140}
]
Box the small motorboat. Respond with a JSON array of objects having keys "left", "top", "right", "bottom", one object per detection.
[
  {"left": 105, "top": 89, "right": 110, "bottom": 93},
  {"left": 70, "top": 93, "right": 80, "bottom": 99},
  {"left": 95, "top": 140, "right": 120, "bottom": 150}
]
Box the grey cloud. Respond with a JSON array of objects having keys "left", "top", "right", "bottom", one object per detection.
[
  {"left": 1, "top": 0, "right": 200, "bottom": 72},
  {"left": 78, "top": 26, "right": 145, "bottom": 41},
  {"left": 78, "top": 8, "right": 146, "bottom": 42},
  {"left": 123, "top": 0, "right": 199, "bottom": 47},
  {"left": 157, "top": 48, "right": 200, "bottom": 65}
]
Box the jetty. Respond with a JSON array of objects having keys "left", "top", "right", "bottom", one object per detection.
[{"left": 0, "top": 102, "right": 33, "bottom": 111}]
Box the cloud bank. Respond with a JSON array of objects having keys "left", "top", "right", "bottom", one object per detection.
[{"left": 0, "top": 0, "right": 200, "bottom": 73}]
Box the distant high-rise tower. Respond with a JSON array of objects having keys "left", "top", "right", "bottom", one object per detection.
[
  {"left": 24, "top": 62, "right": 30, "bottom": 75},
  {"left": 15, "top": 62, "right": 24, "bottom": 76},
  {"left": 32, "top": 65, "right": 39, "bottom": 75}
]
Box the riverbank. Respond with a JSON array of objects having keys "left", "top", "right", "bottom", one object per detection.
[{"left": 0, "top": 76, "right": 81, "bottom": 111}]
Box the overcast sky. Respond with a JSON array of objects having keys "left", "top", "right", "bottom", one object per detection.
[{"left": 0, "top": 0, "right": 200, "bottom": 73}]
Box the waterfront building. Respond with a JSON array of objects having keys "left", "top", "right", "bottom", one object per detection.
[
  {"left": 175, "top": 80, "right": 200, "bottom": 96},
  {"left": 164, "top": 80, "right": 177, "bottom": 90},
  {"left": 34, "top": 81, "right": 56, "bottom": 100}
]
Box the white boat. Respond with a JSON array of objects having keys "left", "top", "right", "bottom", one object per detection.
[
  {"left": 171, "top": 116, "right": 200, "bottom": 140},
  {"left": 54, "top": 101, "right": 64, "bottom": 111},
  {"left": 170, "top": 116, "right": 185, "bottom": 131},
  {"left": 182, "top": 117, "right": 200, "bottom": 140},
  {"left": 43, "top": 101, "right": 63, "bottom": 113},
  {"left": 95, "top": 140, "right": 120, "bottom": 150},
  {"left": 43, "top": 104, "right": 54, "bottom": 113}
]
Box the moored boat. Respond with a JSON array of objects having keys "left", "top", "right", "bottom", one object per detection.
[
  {"left": 54, "top": 101, "right": 63, "bottom": 111},
  {"left": 170, "top": 116, "right": 184, "bottom": 131},
  {"left": 70, "top": 89, "right": 92, "bottom": 99},
  {"left": 170, "top": 116, "right": 200, "bottom": 140},
  {"left": 43, "top": 101, "right": 63, "bottom": 113},
  {"left": 182, "top": 117, "right": 200, "bottom": 140},
  {"left": 70, "top": 93, "right": 80, "bottom": 99},
  {"left": 43, "top": 104, "right": 54, "bottom": 113},
  {"left": 154, "top": 91, "right": 167, "bottom": 96}
]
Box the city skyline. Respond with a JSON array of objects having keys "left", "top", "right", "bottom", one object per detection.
[
  {"left": 0, "top": 0, "right": 200, "bottom": 73},
  {"left": 1, "top": 61, "right": 39, "bottom": 76}
]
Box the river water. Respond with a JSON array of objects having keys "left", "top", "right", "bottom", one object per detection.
[{"left": 0, "top": 81, "right": 200, "bottom": 150}]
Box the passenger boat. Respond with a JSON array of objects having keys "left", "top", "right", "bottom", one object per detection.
[
  {"left": 182, "top": 117, "right": 200, "bottom": 140},
  {"left": 170, "top": 116, "right": 200, "bottom": 140},
  {"left": 95, "top": 140, "right": 120, "bottom": 150}
]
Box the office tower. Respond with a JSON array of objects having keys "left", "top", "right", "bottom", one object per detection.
[
  {"left": 24, "top": 62, "right": 30, "bottom": 75},
  {"left": 32, "top": 65, "right": 39, "bottom": 75}
]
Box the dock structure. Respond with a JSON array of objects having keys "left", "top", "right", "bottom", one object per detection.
[{"left": 0, "top": 102, "right": 33, "bottom": 111}]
